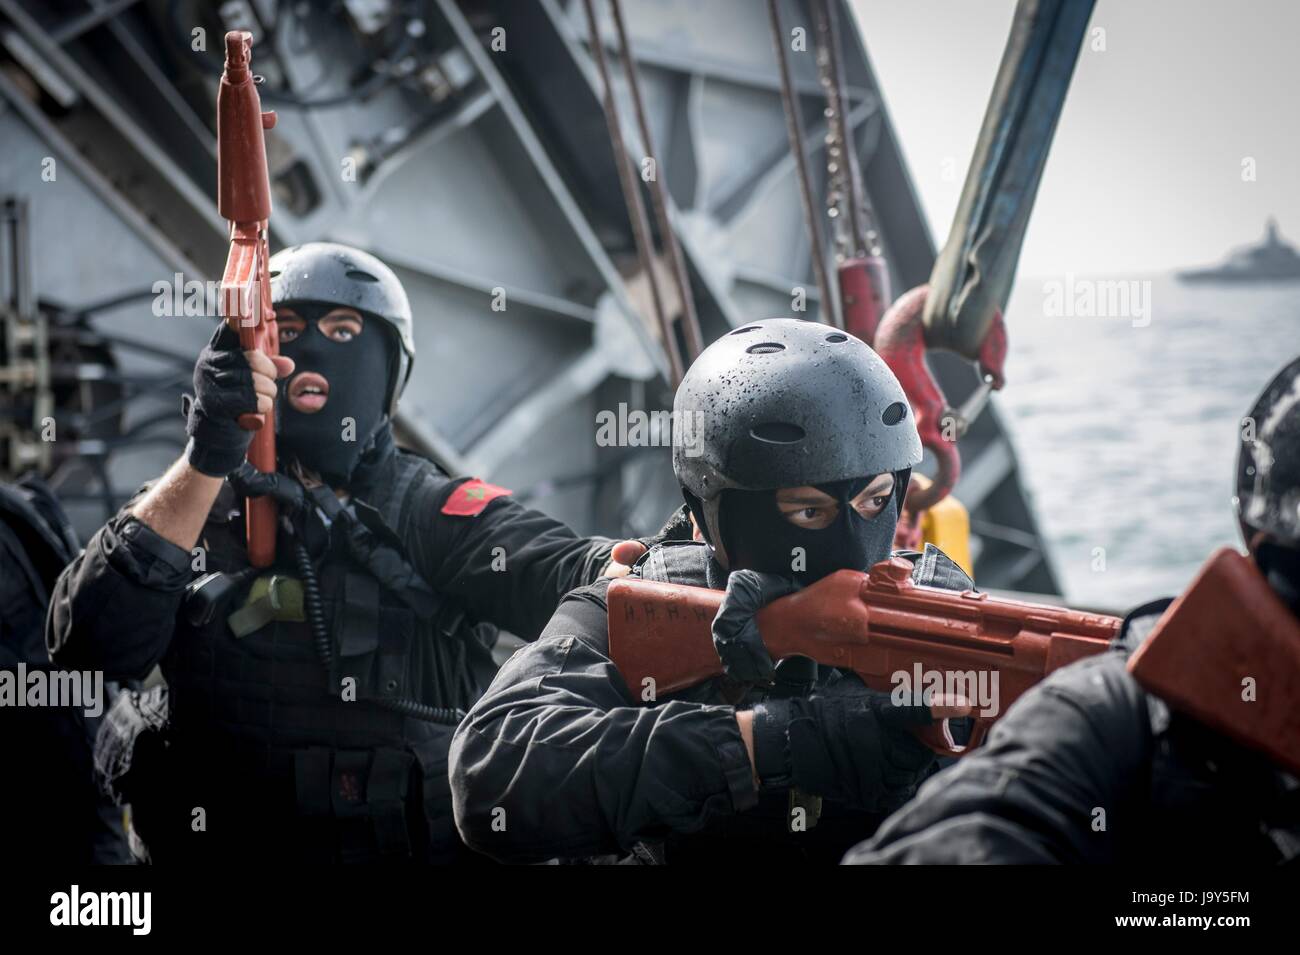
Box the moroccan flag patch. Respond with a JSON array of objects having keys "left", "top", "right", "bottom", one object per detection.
[{"left": 441, "top": 478, "right": 512, "bottom": 516}]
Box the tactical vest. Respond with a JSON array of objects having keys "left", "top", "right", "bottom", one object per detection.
[{"left": 144, "top": 450, "right": 493, "bottom": 863}]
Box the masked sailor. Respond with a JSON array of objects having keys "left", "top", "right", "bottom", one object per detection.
[
  {"left": 449, "top": 318, "right": 972, "bottom": 864},
  {"left": 47, "top": 243, "right": 638, "bottom": 863}
]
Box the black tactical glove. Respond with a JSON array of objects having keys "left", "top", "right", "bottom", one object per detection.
[
  {"left": 712, "top": 569, "right": 798, "bottom": 683},
  {"left": 184, "top": 323, "right": 260, "bottom": 477},
  {"left": 647, "top": 503, "right": 695, "bottom": 546},
  {"left": 750, "top": 673, "right": 937, "bottom": 813},
  {"left": 227, "top": 461, "right": 308, "bottom": 515}
]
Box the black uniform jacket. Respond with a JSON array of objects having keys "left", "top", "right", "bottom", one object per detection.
[
  {"left": 844, "top": 601, "right": 1300, "bottom": 864},
  {"left": 47, "top": 461, "right": 613, "bottom": 684},
  {"left": 45, "top": 448, "right": 615, "bottom": 859},
  {"left": 450, "top": 540, "right": 975, "bottom": 864}
]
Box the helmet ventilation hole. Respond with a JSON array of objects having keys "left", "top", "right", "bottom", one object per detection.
[
  {"left": 825, "top": 333, "right": 848, "bottom": 343},
  {"left": 731, "top": 325, "right": 761, "bottom": 334},
  {"left": 751, "top": 422, "right": 805, "bottom": 444},
  {"left": 346, "top": 269, "right": 380, "bottom": 283},
  {"left": 882, "top": 402, "right": 907, "bottom": 426},
  {"left": 746, "top": 342, "right": 785, "bottom": 354}
]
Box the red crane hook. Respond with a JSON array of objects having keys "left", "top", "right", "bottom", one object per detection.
[{"left": 874, "top": 285, "right": 1007, "bottom": 513}]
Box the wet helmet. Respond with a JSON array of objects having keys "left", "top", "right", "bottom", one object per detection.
[
  {"left": 1237, "top": 355, "right": 1300, "bottom": 548},
  {"left": 269, "top": 242, "right": 414, "bottom": 415},
  {"left": 672, "top": 318, "right": 922, "bottom": 567}
]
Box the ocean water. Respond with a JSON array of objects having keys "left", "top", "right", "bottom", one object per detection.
[{"left": 994, "top": 274, "right": 1299, "bottom": 608}]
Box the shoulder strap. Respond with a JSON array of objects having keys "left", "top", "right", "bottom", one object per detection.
[
  {"left": 904, "top": 543, "right": 975, "bottom": 592},
  {"left": 383, "top": 451, "right": 429, "bottom": 528},
  {"left": 636, "top": 540, "right": 712, "bottom": 586},
  {"left": 1116, "top": 597, "right": 1175, "bottom": 654},
  {"left": 345, "top": 453, "right": 441, "bottom": 619}
]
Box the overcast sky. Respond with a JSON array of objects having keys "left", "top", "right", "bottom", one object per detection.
[{"left": 851, "top": 0, "right": 1300, "bottom": 277}]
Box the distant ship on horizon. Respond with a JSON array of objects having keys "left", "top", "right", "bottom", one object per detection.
[{"left": 1178, "top": 218, "right": 1300, "bottom": 283}]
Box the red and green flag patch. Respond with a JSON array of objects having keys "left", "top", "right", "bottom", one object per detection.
[{"left": 441, "top": 478, "right": 512, "bottom": 517}]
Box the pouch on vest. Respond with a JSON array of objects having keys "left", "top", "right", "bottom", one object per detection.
[
  {"left": 328, "top": 570, "right": 416, "bottom": 704},
  {"left": 292, "top": 745, "right": 416, "bottom": 861},
  {"left": 226, "top": 573, "right": 306, "bottom": 637}
]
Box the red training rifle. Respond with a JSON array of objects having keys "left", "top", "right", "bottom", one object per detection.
[{"left": 217, "top": 30, "right": 278, "bottom": 567}]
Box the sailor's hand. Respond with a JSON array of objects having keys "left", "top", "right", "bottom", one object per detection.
[
  {"left": 881, "top": 680, "right": 975, "bottom": 753},
  {"left": 228, "top": 461, "right": 308, "bottom": 514},
  {"left": 245, "top": 348, "right": 295, "bottom": 416},
  {"left": 602, "top": 540, "right": 648, "bottom": 578},
  {"left": 712, "top": 569, "right": 798, "bottom": 684},
  {"left": 751, "top": 673, "right": 947, "bottom": 812},
  {"left": 185, "top": 323, "right": 293, "bottom": 477}
]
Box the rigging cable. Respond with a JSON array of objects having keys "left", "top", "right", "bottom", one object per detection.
[
  {"left": 582, "top": 0, "right": 683, "bottom": 385},
  {"left": 766, "top": 0, "right": 838, "bottom": 328},
  {"left": 606, "top": 0, "right": 705, "bottom": 365},
  {"left": 812, "top": 0, "right": 891, "bottom": 344},
  {"left": 812, "top": 0, "right": 863, "bottom": 256}
]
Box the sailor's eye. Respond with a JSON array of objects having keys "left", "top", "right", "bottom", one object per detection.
[
  {"left": 315, "top": 318, "right": 362, "bottom": 342},
  {"left": 778, "top": 501, "right": 837, "bottom": 529},
  {"left": 279, "top": 326, "right": 301, "bottom": 342},
  {"left": 853, "top": 493, "right": 891, "bottom": 518}
]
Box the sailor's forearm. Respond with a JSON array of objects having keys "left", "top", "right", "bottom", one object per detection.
[{"left": 130, "top": 450, "right": 224, "bottom": 551}]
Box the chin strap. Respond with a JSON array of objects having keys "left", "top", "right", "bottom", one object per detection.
[{"left": 701, "top": 496, "right": 731, "bottom": 572}]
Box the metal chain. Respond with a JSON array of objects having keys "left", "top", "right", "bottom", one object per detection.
[
  {"left": 812, "top": 0, "right": 855, "bottom": 261},
  {"left": 766, "top": 0, "right": 837, "bottom": 327},
  {"left": 813, "top": 0, "right": 883, "bottom": 259}
]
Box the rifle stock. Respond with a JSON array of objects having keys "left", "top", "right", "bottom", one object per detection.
[
  {"left": 1128, "top": 548, "right": 1300, "bottom": 776},
  {"left": 607, "top": 557, "right": 1121, "bottom": 755},
  {"left": 217, "top": 31, "right": 278, "bottom": 567}
]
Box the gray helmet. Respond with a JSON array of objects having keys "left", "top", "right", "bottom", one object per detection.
[
  {"left": 269, "top": 242, "right": 415, "bottom": 415},
  {"left": 1237, "top": 355, "right": 1300, "bottom": 547},
  {"left": 673, "top": 318, "right": 922, "bottom": 566}
]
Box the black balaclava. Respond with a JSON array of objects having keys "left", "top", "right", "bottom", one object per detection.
[
  {"left": 277, "top": 302, "right": 394, "bottom": 487},
  {"left": 719, "top": 473, "right": 904, "bottom": 586}
]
